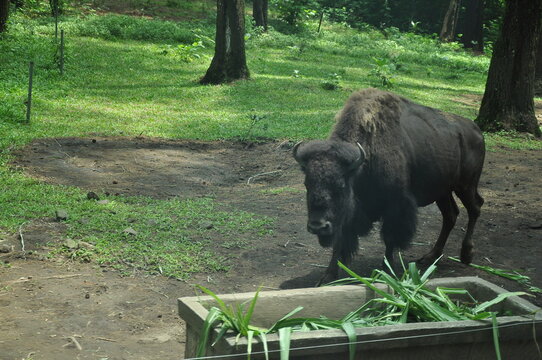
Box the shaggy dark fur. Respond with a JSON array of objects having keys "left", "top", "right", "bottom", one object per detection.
[{"left": 294, "top": 88, "right": 485, "bottom": 286}]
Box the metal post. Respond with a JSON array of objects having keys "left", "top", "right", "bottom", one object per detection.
[
  {"left": 60, "top": 29, "right": 64, "bottom": 75},
  {"left": 26, "top": 61, "right": 34, "bottom": 123},
  {"left": 317, "top": 11, "right": 324, "bottom": 33},
  {"left": 54, "top": 0, "right": 59, "bottom": 40}
]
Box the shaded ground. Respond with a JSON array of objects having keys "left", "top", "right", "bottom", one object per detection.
[{"left": 1, "top": 136, "right": 541, "bottom": 360}]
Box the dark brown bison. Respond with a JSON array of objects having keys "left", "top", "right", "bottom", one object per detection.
[{"left": 293, "top": 88, "right": 485, "bottom": 285}]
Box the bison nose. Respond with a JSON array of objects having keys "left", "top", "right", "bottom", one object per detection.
[{"left": 308, "top": 220, "right": 332, "bottom": 235}]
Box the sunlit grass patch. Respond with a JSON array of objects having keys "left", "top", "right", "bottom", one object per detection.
[
  {"left": 260, "top": 186, "right": 303, "bottom": 195},
  {"left": 60, "top": 196, "right": 273, "bottom": 279},
  {"left": 484, "top": 131, "right": 542, "bottom": 151}
]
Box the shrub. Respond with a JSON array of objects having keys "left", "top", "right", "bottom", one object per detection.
[{"left": 75, "top": 14, "right": 197, "bottom": 43}]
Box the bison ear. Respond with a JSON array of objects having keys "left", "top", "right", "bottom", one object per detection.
[{"left": 348, "top": 142, "right": 366, "bottom": 172}]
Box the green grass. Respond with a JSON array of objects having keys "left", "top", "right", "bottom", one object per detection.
[
  {"left": 260, "top": 186, "right": 303, "bottom": 195},
  {"left": 59, "top": 196, "right": 272, "bottom": 279},
  {"left": 0, "top": 8, "right": 540, "bottom": 277}
]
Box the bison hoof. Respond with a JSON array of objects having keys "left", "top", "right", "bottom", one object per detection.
[
  {"left": 316, "top": 273, "right": 337, "bottom": 287},
  {"left": 417, "top": 254, "right": 438, "bottom": 266},
  {"left": 460, "top": 247, "right": 473, "bottom": 264}
]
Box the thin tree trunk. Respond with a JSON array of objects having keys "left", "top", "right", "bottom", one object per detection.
[
  {"left": 252, "top": 0, "right": 268, "bottom": 31},
  {"left": 0, "top": 0, "right": 9, "bottom": 33},
  {"left": 440, "top": 0, "right": 462, "bottom": 42},
  {"left": 460, "top": 0, "right": 484, "bottom": 52},
  {"left": 476, "top": 0, "right": 542, "bottom": 137},
  {"left": 535, "top": 34, "right": 542, "bottom": 96},
  {"left": 262, "top": 0, "right": 268, "bottom": 32},
  {"left": 200, "top": 0, "right": 249, "bottom": 84}
]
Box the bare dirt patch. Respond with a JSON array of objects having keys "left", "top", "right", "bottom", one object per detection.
[{"left": 1, "top": 136, "right": 542, "bottom": 359}]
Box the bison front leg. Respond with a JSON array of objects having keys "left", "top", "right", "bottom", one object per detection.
[
  {"left": 381, "top": 195, "right": 417, "bottom": 271},
  {"left": 317, "top": 231, "right": 359, "bottom": 287},
  {"left": 418, "top": 194, "right": 459, "bottom": 265},
  {"left": 317, "top": 252, "right": 340, "bottom": 287}
]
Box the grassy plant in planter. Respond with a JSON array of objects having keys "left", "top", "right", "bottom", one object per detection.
[{"left": 193, "top": 258, "right": 528, "bottom": 360}]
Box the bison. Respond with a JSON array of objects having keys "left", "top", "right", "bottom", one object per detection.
[{"left": 293, "top": 88, "right": 485, "bottom": 285}]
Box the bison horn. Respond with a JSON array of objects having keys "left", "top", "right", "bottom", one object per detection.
[
  {"left": 349, "top": 142, "right": 366, "bottom": 171},
  {"left": 293, "top": 141, "right": 303, "bottom": 163}
]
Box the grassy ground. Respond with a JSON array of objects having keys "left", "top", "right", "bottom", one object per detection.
[{"left": 1, "top": 7, "right": 540, "bottom": 278}]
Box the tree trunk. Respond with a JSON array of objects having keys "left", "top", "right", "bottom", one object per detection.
[
  {"left": 535, "top": 34, "right": 542, "bottom": 96},
  {"left": 200, "top": 0, "right": 250, "bottom": 84},
  {"left": 440, "top": 0, "right": 462, "bottom": 42},
  {"left": 460, "top": 0, "right": 484, "bottom": 52},
  {"left": 252, "top": 0, "right": 268, "bottom": 31},
  {"left": 0, "top": 0, "right": 9, "bottom": 33},
  {"left": 476, "top": 0, "right": 542, "bottom": 137}
]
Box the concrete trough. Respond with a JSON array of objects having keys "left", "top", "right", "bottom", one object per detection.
[{"left": 178, "top": 277, "right": 542, "bottom": 359}]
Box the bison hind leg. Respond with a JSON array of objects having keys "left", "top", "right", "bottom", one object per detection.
[
  {"left": 381, "top": 195, "right": 417, "bottom": 265},
  {"left": 456, "top": 188, "right": 484, "bottom": 264}
]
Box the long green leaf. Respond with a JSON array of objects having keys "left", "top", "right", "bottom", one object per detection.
[
  {"left": 338, "top": 262, "right": 397, "bottom": 302},
  {"left": 246, "top": 330, "right": 254, "bottom": 359},
  {"left": 278, "top": 327, "right": 292, "bottom": 360},
  {"left": 341, "top": 321, "right": 357, "bottom": 360},
  {"left": 473, "top": 292, "right": 527, "bottom": 313},
  {"left": 268, "top": 306, "right": 304, "bottom": 332},
  {"left": 197, "top": 285, "right": 230, "bottom": 315},
  {"left": 383, "top": 256, "right": 398, "bottom": 278},
  {"left": 211, "top": 324, "right": 229, "bottom": 347},
  {"left": 196, "top": 307, "right": 222, "bottom": 357},
  {"left": 408, "top": 262, "right": 421, "bottom": 285},
  {"left": 399, "top": 301, "right": 409, "bottom": 323},
  {"left": 258, "top": 332, "right": 269, "bottom": 360},
  {"left": 243, "top": 288, "right": 261, "bottom": 331},
  {"left": 491, "top": 313, "right": 502, "bottom": 360},
  {"left": 420, "top": 255, "right": 441, "bottom": 283}
]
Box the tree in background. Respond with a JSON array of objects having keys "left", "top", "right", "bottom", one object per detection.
[
  {"left": 49, "top": 0, "right": 63, "bottom": 16},
  {"left": 252, "top": 0, "right": 268, "bottom": 31},
  {"left": 459, "top": 0, "right": 484, "bottom": 52},
  {"left": 439, "top": 0, "right": 461, "bottom": 42},
  {"left": 476, "top": 0, "right": 542, "bottom": 137},
  {"left": 0, "top": 0, "right": 9, "bottom": 33},
  {"left": 535, "top": 35, "right": 542, "bottom": 96},
  {"left": 200, "top": 0, "right": 249, "bottom": 84}
]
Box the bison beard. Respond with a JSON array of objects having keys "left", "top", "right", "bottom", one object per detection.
[{"left": 294, "top": 88, "right": 485, "bottom": 286}]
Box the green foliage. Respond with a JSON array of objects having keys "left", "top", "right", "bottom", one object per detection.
[
  {"left": 369, "top": 57, "right": 397, "bottom": 89},
  {"left": 12, "top": 0, "right": 52, "bottom": 17},
  {"left": 317, "top": 0, "right": 504, "bottom": 47},
  {"left": 241, "top": 113, "right": 269, "bottom": 141},
  {"left": 159, "top": 39, "right": 206, "bottom": 62},
  {"left": 197, "top": 259, "right": 524, "bottom": 359},
  {"left": 320, "top": 72, "right": 341, "bottom": 90},
  {"left": 74, "top": 14, "right": 198, "bottom": 43},
  {"left": 449, "top": 257, "right": 542, "bottom": 293},
  {"left": 270, "top": 0, "right": 320, "bottom": 29}
]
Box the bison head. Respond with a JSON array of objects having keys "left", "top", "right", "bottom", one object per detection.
[{"left": 293, "top": 140, "right": 366, "bottom": 247}]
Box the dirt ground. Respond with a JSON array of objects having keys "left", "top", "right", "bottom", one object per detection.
[{"left": 1, "top": 136, "right": 541, "bottom": 360}]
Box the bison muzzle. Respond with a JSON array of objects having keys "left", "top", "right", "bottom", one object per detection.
[{"left": 294, "top": 88, "right": 485, "bottom": 286}]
